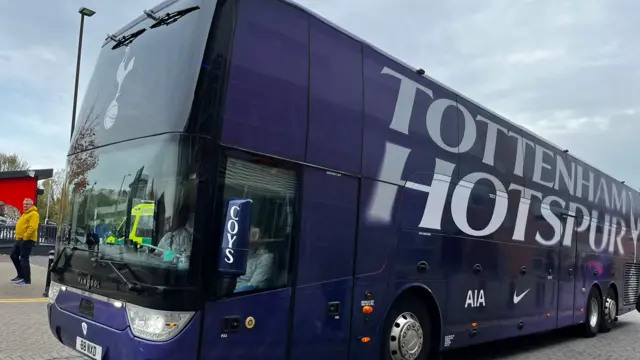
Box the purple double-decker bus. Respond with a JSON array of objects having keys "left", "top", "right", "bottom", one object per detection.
[{"left": 48, "top": 0, "right": 640, "bottom": 359}]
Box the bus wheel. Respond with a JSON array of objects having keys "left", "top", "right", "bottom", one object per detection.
[
  {"left": 383, "top": 296, "right": 431, "bottom": 360},
  {"left": 599, "top": 287, "right": 617, "bottom": 333},
  {"left": 582, "top": 287, "right": 602, "bottom": 338}
]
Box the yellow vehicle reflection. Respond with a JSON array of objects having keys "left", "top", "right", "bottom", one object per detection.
[{"left": 105, "top": 202, "right": 154, "bottom": 245}]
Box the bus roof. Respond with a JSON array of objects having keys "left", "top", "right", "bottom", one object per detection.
[
  {"left": 283, "top": 0, "right": 631, "bottom": 189},
  {"left": 103, "top": 0, "right": 631, "bottom": 191}
]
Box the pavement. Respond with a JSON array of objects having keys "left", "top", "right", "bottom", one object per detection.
[
  {"left": 0, "top": 255, "right": 87, "bottom": 360},
  {"left": 442, "top": 312, "right": 640, "bottom": 360},
  {"left": 1, "top": 256, "right": 640, "bottom": 359}
]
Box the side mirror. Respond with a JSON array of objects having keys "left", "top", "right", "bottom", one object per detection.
[{"left": 217, "top": 198, "right": 253, "bottom": 277}]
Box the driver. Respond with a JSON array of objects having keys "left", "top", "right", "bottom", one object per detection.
[{"left": 155, "top": 205, "right": 193, "bottom": 260}]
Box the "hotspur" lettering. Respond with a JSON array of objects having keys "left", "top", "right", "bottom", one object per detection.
[{"left": 367, "top": 67, "right": 640, "bottom": 256}]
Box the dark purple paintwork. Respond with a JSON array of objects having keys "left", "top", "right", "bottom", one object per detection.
[
  {"left": 221, "top": 0, "right": 309, "bottom": 162},
  {"left": 218, "top": 0, "right": 638, "bottom": 356},
  {"left": 289, "top": 168, "right": 358, "bottom": 359},
  {"left": 50, "top": 0, "right": 640, "bottom": 358},
  {"left": 55, "top": 290, "right": 129, "bottom": 331},
  {"left": 199, "top": 289, "right": 292, "bottom": 359},
  {"left": 307, "top": 17, "right": 363, "bottom": 174},
  {"left": 49, "top": 299, "right": 200, "bottom": 359}
]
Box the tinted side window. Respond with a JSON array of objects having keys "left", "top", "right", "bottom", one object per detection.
[
  {"left": 308, "top": 17, "right": 363, "bottom": 174},
  {"left": 220, "top": 157, "right": 298, "bottom": 293},
  {"left": 222, "top": 0, "right": 309, "bottom": 161}
]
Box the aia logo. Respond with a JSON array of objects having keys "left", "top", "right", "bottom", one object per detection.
[{"left": 464, "top": 289, "right": 485, "bottom": 308}]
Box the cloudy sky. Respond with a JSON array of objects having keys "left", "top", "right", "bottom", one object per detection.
[{"left": 1, "top": 0, "right": 638, "bottom": 186}]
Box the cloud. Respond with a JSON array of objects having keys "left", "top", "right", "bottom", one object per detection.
[
  {"left": 0, "top": 0, "right": 158, "bottom": 171},
  {"left": 504, "top": 49, "right": 565, "bottom": 64},
  {"left": 301, "top": 0, "right": 640, "bottom": 188},
  {"left": 1, "top": 0, "right": 638, "bottom": 188}
]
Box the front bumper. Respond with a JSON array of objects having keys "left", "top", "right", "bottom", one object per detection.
[{"left": 48, "top": 303, "right": 200, "bottom": 360}]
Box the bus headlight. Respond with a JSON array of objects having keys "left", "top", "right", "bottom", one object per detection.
[
  {"left": 125, "top": 303, "right": 194, "bottom": 342},
  {"left": 48, "top": 281, "right": 64, "bottom": 303}
]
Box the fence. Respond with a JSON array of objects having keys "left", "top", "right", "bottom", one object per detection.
[{"left": 0, "top": 224, "right": 57, "bottom": 247}]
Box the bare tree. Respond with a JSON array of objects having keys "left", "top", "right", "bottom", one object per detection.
[
  {"left": 50, "top": 169, "right": 65, "bottom": 200},
  {"left": 0, "top": 153, "right": 29, "bottom": 172},
  {"left": 58, "top": 103, "right": 100, "bottom": 228},
  {"left": 37, "top": 168, "right": 67, "bottom": 221},
  {"left": 68, "top": 103, "right": 100, "bottom": 195}
]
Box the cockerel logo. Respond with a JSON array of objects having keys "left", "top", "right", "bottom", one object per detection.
[{"left": 104, "top": 47, "right": 135, "bottom": 130}]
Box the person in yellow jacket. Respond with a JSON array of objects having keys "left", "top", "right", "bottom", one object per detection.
[{"left": 10, "top": 198, "right": 39, "bottom": 286}]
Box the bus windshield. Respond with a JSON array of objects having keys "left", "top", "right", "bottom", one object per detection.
[{"left": 58, "top": 133, "right": 198, "bottom": 287}]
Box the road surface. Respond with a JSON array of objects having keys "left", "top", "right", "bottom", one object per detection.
[
  {"left": 0, "top": 255, "right": 87, "bottom": 359},
  {"left": 442, "top": 312, "right": 640, "bottom": 359},
  {"left": 0, "top": 255, "right": 639, "bottom": 359}
]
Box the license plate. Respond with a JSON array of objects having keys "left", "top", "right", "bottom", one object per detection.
[{"left": 76, "top": 337, "right": 103, "bottom": 359}]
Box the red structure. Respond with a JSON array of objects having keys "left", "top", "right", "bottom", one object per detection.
[{"left": 0, "top": 169, "right": 53, "bottom": 219}]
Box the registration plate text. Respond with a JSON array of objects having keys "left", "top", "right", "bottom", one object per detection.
[{"left": 76, "top": 337, "right": 103, "bottom": 359}]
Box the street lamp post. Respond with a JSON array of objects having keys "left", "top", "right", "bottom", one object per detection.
[
  {"left": 69, "top": 7, "right": 96, "bottom": 142},
  {"left": 45, "top": 180, "right": 52, "bottom": 223},
  {"left": 114, "top": 173, "right": 131, "bottom": 215}
]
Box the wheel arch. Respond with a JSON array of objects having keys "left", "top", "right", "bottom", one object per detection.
[
  {"left": 590, "top": 281, "right": 604, "bottom": 300},
  {"left": 607, "top": 281, "right": 619, "bottom": 303},
  {"left": 383, "top": 283, "right": 444, "bottom": 350}
]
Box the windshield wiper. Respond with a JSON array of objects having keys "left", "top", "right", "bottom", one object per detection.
[
  {"left": 50, "top": 245, "right": 93, "bottom": 275},
  {"left": 110, "top": 28, "right": 147, "bottom": 50},
  {"left": 91, "top": 256, "right": 142, "bottom": 293},
  {"left": 91, "top": 256, "right": 163, "bottom": 294},
  {"left": 148, "top": 6, "right": 200, "bottom": 29}
]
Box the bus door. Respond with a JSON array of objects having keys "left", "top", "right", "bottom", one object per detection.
[
  {"left": 198, "top": 159, "right": 358, "bottom": 360},
  {"left": 556, "top": 211, "right": 578, "bottom": 327}
]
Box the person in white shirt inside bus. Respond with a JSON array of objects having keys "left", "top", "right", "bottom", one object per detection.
[
  {"left": 234, "top": 226, "right": 275, "bottom": 292},
  {"left": 154, "top": 206, "right": 193, "bottom": 263}
]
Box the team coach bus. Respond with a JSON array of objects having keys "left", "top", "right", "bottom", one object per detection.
[{"left": 48, "top": 0, "right": 640, "bottom": 359}]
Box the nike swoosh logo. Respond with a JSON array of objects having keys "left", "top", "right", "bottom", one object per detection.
[{"left": 513, "top": 288, "right": 530, "bottom": 304}]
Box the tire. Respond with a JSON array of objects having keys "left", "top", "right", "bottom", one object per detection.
[
  {"left": 582, "top": 287, "right": 601, "bottom": 338},
  {"left": 382, "top": 295, "right": 433, "bottom": 360},
  {"left": 599, "top": 287, "right": 617, "bottom": 333}
]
